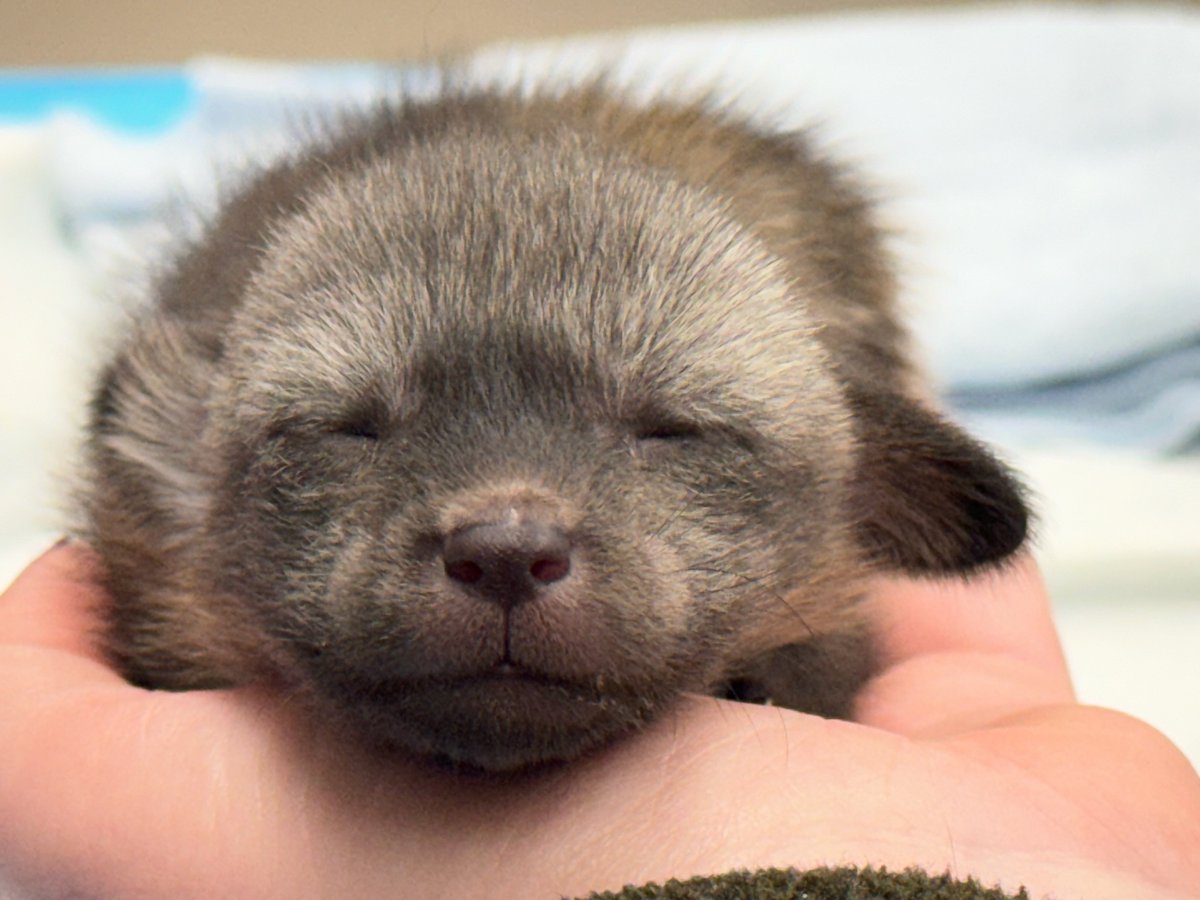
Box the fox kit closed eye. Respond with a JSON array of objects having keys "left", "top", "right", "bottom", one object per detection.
[{"left": 82, "top": 82, "right": 1027, "bottom": 771}]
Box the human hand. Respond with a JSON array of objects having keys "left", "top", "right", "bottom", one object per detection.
[{"left": 1, "top": 543, "right": 1197, "bottom": 898}]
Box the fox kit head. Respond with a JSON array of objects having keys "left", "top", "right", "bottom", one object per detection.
[{"left": 87, "top": 93, "right": 1026, "bottom": 770}]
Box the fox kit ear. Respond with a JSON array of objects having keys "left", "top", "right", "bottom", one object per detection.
[{"left": 847, "top": 385, "right": 1029, "bottom": 575}]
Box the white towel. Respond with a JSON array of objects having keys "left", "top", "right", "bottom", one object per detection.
[{"left": 26, "top": 4, "right": 1200, "bottom": 451}]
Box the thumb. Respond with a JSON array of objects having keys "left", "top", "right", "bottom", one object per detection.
[{"left": 857, "top": 555, "right": 1076, "bottom": 737}]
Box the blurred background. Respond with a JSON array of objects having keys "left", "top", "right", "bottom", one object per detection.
[
  {"left": 1, "top": 0, "right": 1158, "bottom": 66},
  {"left": 1, "top": 1, "right": 1197, "bottom": 772}
]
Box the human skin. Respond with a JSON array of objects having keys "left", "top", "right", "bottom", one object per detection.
[{"left": 1, "top": 544, "right": 1197, "bottom": 899}]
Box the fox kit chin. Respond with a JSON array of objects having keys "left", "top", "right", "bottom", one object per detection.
[{"left": 82, "top": 82, "right": 1027, "bottom": 771}]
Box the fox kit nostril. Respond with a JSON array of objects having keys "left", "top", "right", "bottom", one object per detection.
[
  {"left": 444, "top": 559, "right": 484, "bottom": 583},
  {"left": 529, "top": 555, "right": 570, "bottom": 583},
  {"left": 442, "top": 519, "right": 572, "bottom": 605}
]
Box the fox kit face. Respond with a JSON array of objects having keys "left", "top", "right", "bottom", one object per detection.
[
  {"left": 198, "top": 138, "right": 858, "bottom": 768},
  {"left": 87, "top": 91, "right": 1027, "bottom": 770}
]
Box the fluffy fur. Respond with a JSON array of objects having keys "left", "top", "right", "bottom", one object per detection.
[{"left": 82, "top": 83, "right": 1028, "bottom": 770}]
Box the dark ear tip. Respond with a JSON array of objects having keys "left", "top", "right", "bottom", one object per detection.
[
  {"left": 892, "top": 444, "right": 1031, "bottom": 574},
  {"left": 954, "top": 452, "right": 1031, "bottom": 571},
  {"left": 850, "top": 388, "right": 1032, "bottom": 575}
]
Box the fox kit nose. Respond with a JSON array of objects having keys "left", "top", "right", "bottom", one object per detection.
[{"left": 443, "top": 518, "right": 572, "bottom": 608}]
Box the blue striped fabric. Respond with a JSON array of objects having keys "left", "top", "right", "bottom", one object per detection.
[{"left": 0, "top": 69, "right": 194, "bottom": 133}]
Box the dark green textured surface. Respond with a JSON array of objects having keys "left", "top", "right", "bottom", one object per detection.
[{"left": 579, "top": 865, "right": 1031, "bottom": 899}]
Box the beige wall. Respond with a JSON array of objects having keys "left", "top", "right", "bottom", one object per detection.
[{"left": 0, "top": 0, "right": 1142, "bottom": 67}]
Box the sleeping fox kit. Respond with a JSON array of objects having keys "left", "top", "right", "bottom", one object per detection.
[{"left": 81, "top": 81, "right": 1028, "bottom": 771}]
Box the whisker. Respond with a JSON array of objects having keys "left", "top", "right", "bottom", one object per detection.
[
  {"left": 649, "top": 499, "right": 690, "bottom": 541},
  {"left": 686, "top": 564, "right": 816, "bottom": 639}
]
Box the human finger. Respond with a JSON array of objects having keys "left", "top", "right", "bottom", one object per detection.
[
  {"left": 857, "top": 555, "right": 1075, "bottom": 736},
  {"left": 0, "top": 541, "right": 115, "bottom": 666}
]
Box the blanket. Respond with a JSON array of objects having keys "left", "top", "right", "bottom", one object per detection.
[{"left": 5, "top": 4, "right": 1197, "bottom": 452}]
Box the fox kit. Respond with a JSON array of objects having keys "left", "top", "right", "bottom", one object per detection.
[{"left": 83, "top": 83, "right": 1027, "bottom": 771}]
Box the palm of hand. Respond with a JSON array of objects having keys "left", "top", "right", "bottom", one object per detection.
[{"left": 1, "top": 546, "right": 1197, "bottom": 899}]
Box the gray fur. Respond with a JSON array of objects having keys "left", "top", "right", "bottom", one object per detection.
[{"left": 82, "top": 84, "right": 1027, "bottom": 771}]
